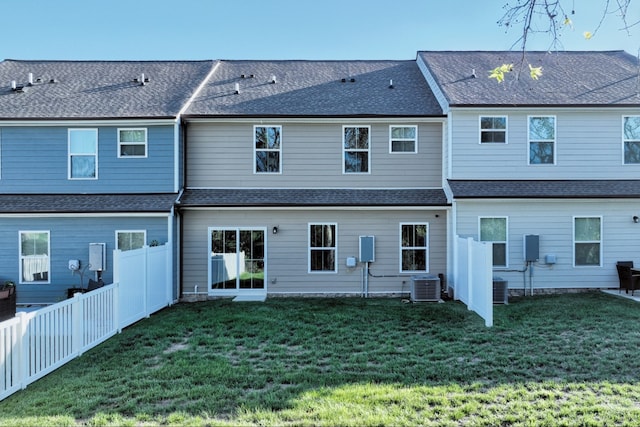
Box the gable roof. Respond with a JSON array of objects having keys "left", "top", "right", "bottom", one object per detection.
[
  {"left": 449, "top": 180, "right": 640, "bottom": 199},
  {"left": 418, "top": 50, "right": 640, "bottom": 107},
  {"left": 0, "top": 60, "right": 215, "bottom": 120},
  {"left": 184, "top": 60, "right": 443, "bottom": 117}
]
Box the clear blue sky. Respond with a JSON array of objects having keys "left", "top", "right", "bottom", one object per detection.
[{"left": 1, "top": 0, "right": 638, "bottom": 60}]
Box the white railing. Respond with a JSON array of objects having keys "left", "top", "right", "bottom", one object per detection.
[
  {"left": 0, "top": 244, "right": 172, "bottom": 402},
  {"left": 454, "top": 236, "right": 493, "bottom": 327}
]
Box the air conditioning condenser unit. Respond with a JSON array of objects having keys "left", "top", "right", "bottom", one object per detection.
[{"left": 410, "top": 275, "right": 441, "bottom": 302}]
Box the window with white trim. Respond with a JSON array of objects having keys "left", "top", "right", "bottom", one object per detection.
[
  {"left": 254, "top": 125, "right": 281, "bottom": 173},
  {"left": 389, "top": 125, "right": 417, "bottom": 153},
  {"left": 480, "top": 116, "right": 507, "bottom": 143},
  {"left": 343, "top": 126, "right": 370, "bottom": 173},
  {"left": 309, "top": 223, "right": 337, "bottom": 272},
  {"left": 528, "top": 116, "right": 555, "bottom": 164},
  {"left": 118, "top": 128, "right": 147, "bottom": 158},
  {"left": 116, "top": 230, "right": 146, "bottom": 251},
  {"left": 479, "top": 217, "right": 508, "bottom": 267},
  {"left": 574, "top": 216, "right": 602, "bottom": 266},
  {"left": 20, "top": 231, "right": 50, "bottom": 283},
  {"left": 400, "top": 223, "right": 428, "bottom": 272},
  {"left": 69, "top": 128, "right": 98, "bottom": 179},
  {"left": 623, "top": 116, "right": 640, "bottom": 164}
]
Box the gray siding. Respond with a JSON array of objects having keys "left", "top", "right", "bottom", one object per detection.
[
  {"left": 0, "top": 125, "right": 176, "bottom": 193},
  {"left": 181, "top": 208, "right": 447, "bottom": 296},
  {"left": 454, "top": 199, "right": 638, "bottom": 291},
  {"left": 0, "top": 216, "right": 169, "bottom": 304},
  {"left": 450, "top": 109, "right": 640, "bottom": 179},
  {"left": 186, "top": 121, "right": 443, "bottom": 188}
]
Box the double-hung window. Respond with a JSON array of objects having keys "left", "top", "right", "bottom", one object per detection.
[
  {"left": 480, "top": 116, "right": 507, "bottom": 143},
  {"left": 116, "top": 230, "right": 146, "bottom": 251},
  {"left": 389, "top": 125, "right": 417, "bottom": 153},
  {"left": 254, "top": 126, "right": 281, "bottom": 173},
  {"left": 400, "top": 223, "right": 428, "bottom": 272},
  {"left": 479, "top": 217, "right": 508, "bottom": 267},
  {"left": 69, "top": 129, "right": 98, "bottom": 179},
  {"left": 528, "top": 116, "right": 555, "bottom": 164},
  {"left": 20, "top": 231, "right": 50, "bottom": 283},
  {"left": 118, "top": 128, "right": 147, "bottom": 158},
  {"left": 623, "top": 116, "right": 640, "bottom": 164},
  {"left": 574, "top": 217, "right": 602, "bottom": 266},
  {"left": 343, "top": 126, "right": 370, "bottom": 173},
  {"left": 309, "top": 223, "right": 337, "bottom": 273}
]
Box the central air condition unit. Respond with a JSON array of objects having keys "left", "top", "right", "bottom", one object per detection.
[
  {"left": 410, "top": 275, "right": 441, "bottom": 302},
  {"left": 492, "top": 277, "right": 509, "bottom": 304}
]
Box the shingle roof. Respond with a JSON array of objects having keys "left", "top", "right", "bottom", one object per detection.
[
  {"left": 185, "top": 60, "right": 443, "bottom": 117},
  {"left": 0, "top": 60, "right": 215, "bottom": 119},
  {"left": 0, "top": 193, "right": 178, "bottom": 213},
  {"left": 418, "top": 51, "right": 640, "bottom": 107},
  {"left": 179, "top": 188, "right": 448, "bottom": 207},
  {"left": 448, "top": 180, "right": 640, "bottom": 198}
]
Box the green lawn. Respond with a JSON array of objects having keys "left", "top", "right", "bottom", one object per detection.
[{"left": 1, "top": 292, "right": 640, "bottom": 426}]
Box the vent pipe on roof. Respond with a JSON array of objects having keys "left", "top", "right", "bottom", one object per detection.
[
  {"left": 28, "top": 73, "right": 33, "bottom": 86},
  {"left": 234, "top": 82, "right": 240, "bottom": 94},
  {"left": 389, "top": 79, "right": 394, "bottom": 89},
  {"left": 10, "top": 80, "right": 16, "bottom": 91},
  {"left": 471, "top": 69, "right": 477, "bottom": 78},
  {"left": 270, "top": 75, "right": 277, "bottom": 84}
]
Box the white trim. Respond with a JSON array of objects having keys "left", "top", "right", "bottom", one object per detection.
[
  {"left": 117, "top": 128, "right": 148, "bottom": 158},
  {"left": 479, "top": 115, "right": 508, "bottom": 144},
  {"left": 342, "top": 125, "right": 371, "bottom": 174},
  {"left": 68, "top": 128, "right": 98, "bottom": 180},
  {"left": 177, "top": 62, "right": 221, "bottom": 118},
  {"left": 478, "top": 216, "right": 509, "bottom": 268},
  {"left": 308, "top": 222, "right": 338, "bottom": 273},
  {"left": 389, "top": 125, "right": 418, "bottom": 154},
  {"left": 253, "top": 125, "right": 283, "bottom": 174},
  {"left": 527, "top": 115, "right": 556, "bottom": 166},
  {"left": 399, "top": 222, "right": 429, "bottom": 273},
  {"left": 573, "top": 215, "right": 603, "bottom": 267},
  {"left": 115, "top": 229, "right": 147, "bottom": 251},
  {"left": 19, "top": 230, "right": 51, "bottom": 285}
]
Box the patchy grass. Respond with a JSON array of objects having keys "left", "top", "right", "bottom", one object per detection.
[{"left": 1, "top": 292, "right": 640, "bottom": 426}]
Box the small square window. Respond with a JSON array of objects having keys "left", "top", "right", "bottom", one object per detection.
[
  {"left": 480, "top": 116, "right": 507, "bottom": 143},
  {"left": 118, "top": 128, "right": 147, "bottom": 158},
  {"left": 623, "top": 116, "right": 640, "bottom": 164},
  {"left": 390, "top": 126, "right": 418, "bottom": 153}
]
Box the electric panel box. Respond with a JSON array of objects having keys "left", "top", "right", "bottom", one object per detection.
[
  {"left": 359, "top": 236, "right": 375, "bottom": 263},
  {"left": 524, "top": 235, "right": 539, "bottom": 262},
  {"left": 89, "top": 243, "right": 106, "bottom": 271}
]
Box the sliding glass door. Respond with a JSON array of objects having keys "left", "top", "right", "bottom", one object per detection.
[{"left": 210, "top": 228, "right": 265, "bottom": 291}]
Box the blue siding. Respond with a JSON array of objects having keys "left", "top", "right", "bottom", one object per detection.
[
  {"left": 0, "top": 125, "right": 175, "bottom": 193},
  {"left": 0, "top": 216, "right": 169, "bottom": 304}
]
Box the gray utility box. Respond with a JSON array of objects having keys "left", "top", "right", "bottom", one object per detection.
[
  {"left": 410, "top": 275, "right": 441, "bottom": 302},
  {"left": 493, "top": 277, "right": 509, "bottom": 304}
]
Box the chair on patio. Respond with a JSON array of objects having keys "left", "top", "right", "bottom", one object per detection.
[{"left": 616, "top": 261, "right": 640, "bottom": 295}]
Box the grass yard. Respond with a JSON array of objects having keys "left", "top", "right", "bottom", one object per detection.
[{"left": 1, "top": 292, "right": 640, "bottom": 426}]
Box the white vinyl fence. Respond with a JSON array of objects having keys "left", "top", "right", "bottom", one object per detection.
[
  {"left": 454, "top": 236, "right": 493, "bottom": 327},
  {"left": 0, "top": 244, "right": 173, "bottom": 402}
]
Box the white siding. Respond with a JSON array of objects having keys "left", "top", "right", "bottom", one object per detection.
[
  {"left": 182, "top": 208, "right": 448, "bottom": 296},
  {"left": 450, "top": 109, "right": 640, "bottom": 179},
  {"left": 187, "top": 121, "right": 443, "bottom": 188}
]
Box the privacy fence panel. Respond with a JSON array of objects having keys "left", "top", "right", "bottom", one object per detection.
[{"left": 454, "top": 236, "right": 493, "bottom": 327}]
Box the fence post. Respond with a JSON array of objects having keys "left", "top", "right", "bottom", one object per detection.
[
  {"left": 17, "top": 312, "right": 29, "bottom": 390},
  {"left": 71, "top": 293, "right": 83, "bottom": 357},
  {"left": 144, "top": 246, "right": 149, "bottom": 318}
]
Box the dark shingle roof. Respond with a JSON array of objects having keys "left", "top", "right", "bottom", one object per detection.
[
  {"left": 418, "top": 51, "right": 640, "bottom": 107},
  {"left": 179, "top": 188, "right": 448, "bottom": 207},
  {"left": 185, "top": 60, "right": 443, "bottom": 117},
  {"left": 0, "top": 60, "right": 215, "bottom": 119},
  {"left": 0, "top": 193, "right": 178, "bottom": 213},
  {"left": 449, "top": 180, "right": 640, "bottom": 198}
]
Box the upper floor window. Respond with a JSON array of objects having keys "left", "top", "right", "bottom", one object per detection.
[
  {"left": 479, "top": 217, "right": 508, "bottom": 267},
  {"left": 480, "top": 116, "right": 507, "bottom": 143},
  {"left": 574, "top": 216, "right": 601, "bottom": 267},
  {"left": 623, "top": 116, "right": 640, "bottom": 164},
  {"left": 343, "top": 126, "right": 370, "bottom": 173},
  {"left": 116, "top": 230, "right": 146, "bottom": 251},
  {"left": 254, "top": 126, "right": 281, "bottom": 173},
  {"left": 309, "top": 223, "right": 337, "bottom": 273},
  {"left": 528, "top": 116, "right": 555, "bottom": 165},
  {"left": 118, "top": 128, "right": 147, "bottom": 158},
  {"left": 20, "top": 231, "right": 50, "bottom": 284},
  {"left": 389, "top": 125, "right": 418, "bottom": 153},
  {"left": 400, "top": 223, "right": 428, "bottom": 272},
  {"left": 69, "top": 129, "right": 98, "bottom": 179}
]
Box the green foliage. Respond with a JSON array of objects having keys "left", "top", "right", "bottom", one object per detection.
[{"left": 1, "top": 293, "right": 640, "bottom": 426}]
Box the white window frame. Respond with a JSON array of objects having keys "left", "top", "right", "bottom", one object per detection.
[
  {"left": 308, "top": 223, "right": 338, "bottom": 273},
  {"left": 479, "top": 116, "right": 508, "bottom": 144},
  {"left": 527, "top": 115, "right": 556, "bottom": 165},
  {"left": 117, "top": 128, "right": 148, "bottom": 158},
  {"left": 573, "top": 216, "right": 603, "bottom": 267},
  {"left": 623, "top": 116, "right": 640, "bottom": 165},
  {"left": 479, "top": 216, "right": 509, "bottom": 268},
  {"left": 399, "top": 222, "right": 429, "bottom": 273},
  {"left": 389, "top": 125, "right": 418, "bottom": 153},
  {"left": 68, "top": 128, "right": 98, "bottom": 180},
  {"left": 342, "top": 125, "right": 371, "bottom": 174},
  {"left": 254, "top": 125, "right": 282, "bottom": 174},
  {"left": 115, "top": 230, "right": 147, "bottom": 251},
  {"left": 19, "top": 230, "right": 50, "bottom": 284}
]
